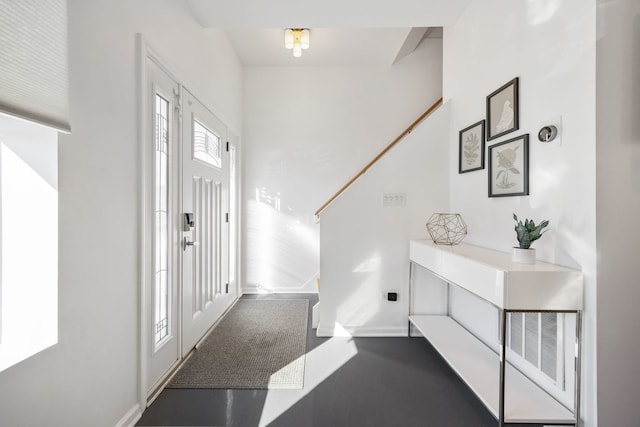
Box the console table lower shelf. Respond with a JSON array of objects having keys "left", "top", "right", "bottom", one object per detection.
[{"left": 409, "top": 315, "right": 575, "bottom": 425}]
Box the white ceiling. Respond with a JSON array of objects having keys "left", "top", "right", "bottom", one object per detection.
[
  {"left": 187, "top": 0, "right": 470, "bottom": 28},
  {"left": 224, "top": 28, "right": 414, "bottom": 66},
  {"left": 187, "top": 0, "right": 468, "bottom": 66}
]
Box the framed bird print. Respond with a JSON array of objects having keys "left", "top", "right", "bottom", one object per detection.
[
  {"left": 488, "top": 134, "right": 529, "bottom": 197},
  {"left": 486, "top": 77, "right": 519, "bottom": 141},
  {"left": 459, "top": 120, "right": 485, "bottom": 173}
]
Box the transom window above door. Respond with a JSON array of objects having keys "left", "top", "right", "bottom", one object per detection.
[{"left": 193, "top": 118, "right": 222, "bottom": 168}]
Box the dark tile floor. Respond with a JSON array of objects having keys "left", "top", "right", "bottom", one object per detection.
[{"left": 137, "top": 293, "right": 538, "bottom": 427}]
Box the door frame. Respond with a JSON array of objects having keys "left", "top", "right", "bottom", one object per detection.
[
  {"left": 137, "top": 34, "right": 243, "bottom": 411},
  {"left": 137, "top": 35, "right": 185, "bottom": 408},
  {"left": 227, "top": 134, "right": 240, "bottom": 298}
]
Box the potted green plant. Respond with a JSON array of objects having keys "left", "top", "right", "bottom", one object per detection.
[{"left": 512, "top": 214, "right": 549, "bottom": 264}]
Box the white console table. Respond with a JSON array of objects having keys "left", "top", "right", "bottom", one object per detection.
[{"left": 408, "top": 240, "right": 583, "bottom": 427}]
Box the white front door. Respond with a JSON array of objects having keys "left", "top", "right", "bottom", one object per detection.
[
  {"left": 181, "top": 89, "right": 233, "bottom": 356},
  {"left": 146, "top": 58, "right": 181, "bottom": 394}
]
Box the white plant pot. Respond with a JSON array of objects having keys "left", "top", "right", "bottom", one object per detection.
[{"left": 512, "top": 247, "right": 536, "bottom": 264}]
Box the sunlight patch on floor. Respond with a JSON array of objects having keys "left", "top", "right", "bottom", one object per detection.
[{"left": 259, "top": 332, "right": 358, "bottom": 426}]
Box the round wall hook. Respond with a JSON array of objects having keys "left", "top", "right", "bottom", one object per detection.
[{"left": 538, "top": 125, "right": 558, "bottom": 142}]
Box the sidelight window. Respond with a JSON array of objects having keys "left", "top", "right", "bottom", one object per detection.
[{"left": 153, "top": 93, "right": 170, "bottom": 346}]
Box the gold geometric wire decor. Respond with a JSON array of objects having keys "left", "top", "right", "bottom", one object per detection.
[{"left": 426, "top": 213, "right": 468, "bottom": 245}]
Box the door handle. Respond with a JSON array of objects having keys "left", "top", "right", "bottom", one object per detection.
[{"left": 183, "top": 237, "right": 200, "bottom": 251}]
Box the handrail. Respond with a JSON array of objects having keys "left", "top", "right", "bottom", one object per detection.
[{"left": 314, "top": 97, "right": 443, "bottom": 217}]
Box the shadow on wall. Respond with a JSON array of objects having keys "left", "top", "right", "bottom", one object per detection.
[{"left": 246, "top": 189, "right": 319, "bottom": 292}]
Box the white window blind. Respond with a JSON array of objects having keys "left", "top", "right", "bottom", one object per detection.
[{"left": 0, "top": 0, "right": 70, "bottom": 132}]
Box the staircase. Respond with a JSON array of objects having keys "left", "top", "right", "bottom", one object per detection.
[
  {"left": 315, "top": 98, "right": 443, "bottom": 218},
  {"left": 314, "top": 98, "right": 450, "bottom": 337}
]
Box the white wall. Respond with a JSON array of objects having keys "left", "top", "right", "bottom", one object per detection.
[
  {"left": 318, "top": 104, "right": 450, "bottom": 336},
  {"left": 595, "top": 0, "right": 640, "bottom": 425},
  {"left": 0, "top": 0, "right": 242, "bottom": 426},
  {"left": 242, "top": 39, "right": 443, "bottom": 293},
  {"left": 443, "top": 1, "right": 597, "bottom": 425}
]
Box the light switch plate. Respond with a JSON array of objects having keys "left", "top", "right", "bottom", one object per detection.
[{"left": 382, "top": 192, "right": 406, "bottom": 207}]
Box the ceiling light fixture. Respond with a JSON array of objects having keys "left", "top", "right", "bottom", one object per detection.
[{"left": 284, "top": 28, "right": 310, "bottom": 58}]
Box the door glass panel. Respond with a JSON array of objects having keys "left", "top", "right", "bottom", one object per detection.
[
  {"left": 193, "top": 119, "right": 221, "bottom": 168},
  {"left": 154, "top": 93, "right": 170, "bottom": 346}
]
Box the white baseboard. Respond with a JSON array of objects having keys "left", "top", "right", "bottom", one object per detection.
[
  {"left": 242, "top": 288, "right": 318, "bottom": 294},
  {"left": 242, "top": 275, "right": 319, "bottom": 294},
  {"left": 316, "top": 325, "right": 408, "bottom": 337},
  {"left": 115, "top": 403, "right": 142, "bottom": 427}
]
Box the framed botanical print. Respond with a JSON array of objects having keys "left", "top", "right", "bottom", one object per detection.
[
  {"left": 486, "top": 77, "right": 519, "bottom": 141},
  {"left": 488, "top": 134, "right": 529, "bottom": 197},
  {"left": 459, "top": 120, "right": 485, "bottom": 173}
]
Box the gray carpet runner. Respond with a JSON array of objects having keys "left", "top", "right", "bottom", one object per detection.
[{"left": 168, "top": 298, "right": 308, "bottom": 389}]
